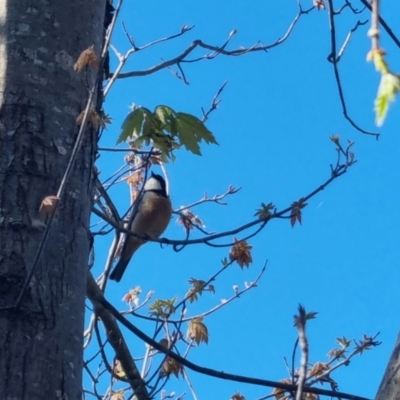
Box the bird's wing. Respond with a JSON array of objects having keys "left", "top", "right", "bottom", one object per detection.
[{"left": 126, "top": 191, "right": 143, "bottom": 229}]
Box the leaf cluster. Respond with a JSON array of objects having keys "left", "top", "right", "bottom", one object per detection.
[
  {"left": 186, "top": 278, "right": 215, "bottom": 303},
  {"left": 148, "top": 298, "right": 177, "bottom": 318},
  {"left": 117, "top": 105, "right": 218, "bottom": 161}
]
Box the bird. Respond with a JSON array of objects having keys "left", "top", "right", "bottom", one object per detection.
[{"left": 109, "top": 172, "right": 172, "bottom": 282}]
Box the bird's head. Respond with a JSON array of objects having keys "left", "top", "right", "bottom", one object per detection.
[{"left": 144, "top": 172, "right": 167, "bottom": 195}]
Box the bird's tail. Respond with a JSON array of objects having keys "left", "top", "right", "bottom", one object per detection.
[{"left": 109, "top": 257, "right": 131, "bottom": 282}]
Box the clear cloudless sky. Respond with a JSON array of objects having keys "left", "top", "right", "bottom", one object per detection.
[{"left": 88, "top": 1, "right": 400, "bottom": 399}]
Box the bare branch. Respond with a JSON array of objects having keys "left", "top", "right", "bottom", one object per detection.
[
  {"left": 359, "top": 0, "right": 400, "bottom": 49},
  {"left": 201, "top": 81, "right": 229, "bottom": 123},
  {"left": 294, "top": 306, "right": 308, "bottom": 400},
  {"left": 104, "top": 25, "right": 195, "bottom": 96},
  {"left": 95, "top": 292, "right": 372, "bottom": 400},
  {"left": 86, "top": 272, "right": 150, "bottom": 399},
  {"left": 113, "top": 5, "right": 315, "bottom": 82},
  {"left": 326, "top": 0, "right": 379, "bottom": 138},
  {"left": 344, "top": 0, "right": 365, "bottom": 14},
  {"left": 90, "top": 144, "right": 356, "bottom": 252},
  {"left": 176, "top": 184, "right": 240, "bottom": 212}
]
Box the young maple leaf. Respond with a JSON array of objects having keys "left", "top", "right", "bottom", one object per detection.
[
  {"left": 254, "top": 202, "right": 275, "bottom": 219},
  {"left": 308, "top": 361, "right": 330, "bottom": 378},
  {"left": 161, "top": 357, "right": 183, "bottom": 378},
  {"left": 229, "top": 237, "right": 253, "bottom": 268},
  {"left": 290, "top": 199, "right": 307, "bottom": 227},
  {"left": 186, "top": 278, "right": 207, "bottom": 303},
  {"left": 177, "top": 208, "right": 205, "bottom": 232},
  {"left": 187, "top": 317, "right": 209, "bottom": 345},
  {"left": 122, "top": 286, "right": 141, "bottom": 307}
]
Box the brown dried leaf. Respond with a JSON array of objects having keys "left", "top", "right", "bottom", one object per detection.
[
  {"left": 229, "top": 237, "right": 253, "bottom": 268},
  {"left": 74, "top": 45, "right": 98, "bottom": 72},
  {"left": 76, "top": 110, "right": 85, "bottom": 126},
  {"left": 150, "top": 154, "right": 163, "bottom": 165},
  {"left": 122, "top": 286, "right": 141, "bottom": 306},
  {"left": 187, "top": 317, "right": 209, "bottom": 345},
  {"left": 126, "top": 171, "right": 143, "bottom": 188},
  {"left": 290, "top": 199, "right": 307, "bottom": 227},
  {"left": 327, "top": 347, "right": 346, "bottom": 360},
  {"left": 76, "top": 109, "right": 109, "bottom": 130},
  {"left": 308, "top": 361, "right": 330, "bottom": 377},
  {"left": 272, "top": 379, "right": 291, "bottom": 400},
  {"left": 94, "top": 111, "right": 112, "bottom": 129},
  {"left": 110, "top": 390, "right": 125, "bottom": 400},
  {"left": 177, "top": 208, "right": 204, "bottom": 232},
  {"left": 126, "top": 171, "right": 144, "bottom": 202},
  {"left": 186, "top": 278, "right": 207, "bottom": 303},
  {"left": 39, "top": 195, "right": 60, "bottom": 219},
  {"left": 161, "top": 357, "right": 183, "bottom": 378}
]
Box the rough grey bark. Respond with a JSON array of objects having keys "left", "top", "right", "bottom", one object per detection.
[
  {"left": 0, "top": 1, "right": 104, "bottom": 399},
  {"left": 375, "top": 333, "right": 400, "bottom": 400}
]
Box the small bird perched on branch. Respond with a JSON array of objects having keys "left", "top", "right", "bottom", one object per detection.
[{"left": 110, "top": 172, "right": 172, "bottom": 282}]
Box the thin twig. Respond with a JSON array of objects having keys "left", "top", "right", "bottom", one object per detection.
[
  {"left": 94, "top": 292, "right": 372, "bottom": 400},
  {"left": 104, "top": 26, "right": 195, "bottom": 96},
  {"left": 129, "top": 261, "right": 266, "bottom": 325},
  {"left": 201, "top": 81, "right": 229, "bottom": 123},
  {"left": 359, "top": 0, "right": 400, "bottom": 49},
  {"left": 176, "top": 185, "right": 240, "bottom": 212},
  {"left": 90, "top": 147, "right": 356, "bottom": 251},
  {"left": 326, "top": 0, "right": 379, "bottom": 138},
  {"left": 115, "top": 5, "right": 314, "bottom": 81},
  {"left": 291, "top": 338, "right": 299, "bottom": 386},
  {"left": 183, "top": 369, "right": 199, "bottom": 400},
  {"left": 336, "top": 20, "right": 368, "bottom": 62},
  {"left": 294, "top": 306, "right": 308, "bottom": 400}
]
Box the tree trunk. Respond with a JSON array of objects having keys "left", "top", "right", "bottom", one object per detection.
[
  {"left": 375, "top": 333, "right": 400, "bottom": 400},
  {"left": 0, "top": 1, "right": 104, "bottom": 398}
]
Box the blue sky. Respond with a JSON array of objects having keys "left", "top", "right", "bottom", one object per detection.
[{"left": 88, "top": 1, "right": 400, "bottom": 399}]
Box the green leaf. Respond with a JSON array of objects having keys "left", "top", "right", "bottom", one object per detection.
[
  {"left": 142, "top": 112, "right": 162, "bottom": 138},
  {"left": 154, "top": 105, "right": 176, "bottom": 126},
  {"left": 175, "top": 112, "right": 218, "bottom": 155},
  {"left": 148, "top": 298, "right": 177, "bottom": 317},
  {"left": 116, "top": 106, "right": 217, "bottom": 161},
  {"left": 375, "top": 73, "right": 400, "bottom": 127},
  {"left": 305, "top": 311, "right": 318, "bottom": 321},
  {"left": 117, "top": 107, "right": 151, "bottom": 144},
  {"left": 154, "top": 105, "right": 178, "bottom": 137},
  {"left": 254, "top": 202, "right": 275, "bottom": 219},
  {"left": 132, "top": 136, "right": 147, "bottom": 147}
]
